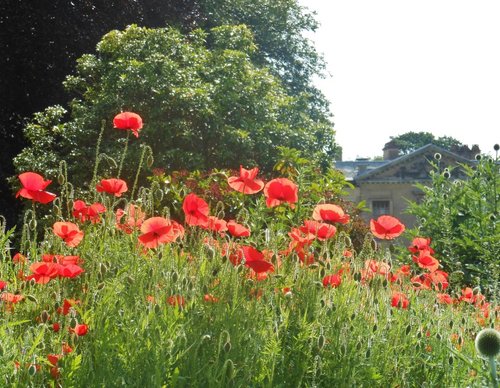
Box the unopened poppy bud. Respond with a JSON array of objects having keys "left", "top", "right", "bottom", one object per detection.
[
  {"left": 126, "top": 276, "right": 134, "bottom": 284},
  {"left": 365, "top": 348, "right": 371, "bottom": 358},
  {"left": 475, "top": 328, "right": 500, "bottom": 358},
  {"left": 317, "top": 334, "right": 326, "bottom": 350},
  {"left": 171, "top": 271, "right": 178, "bottom": 282},
  {"left": 434, "top": 153, "right": 442, "bottom": 160},
  {"left": 97, "top": 282, "right": 105, "bottom": 290},
  {"left": 473, "top": 286, "right": 481, "bottom": 295},
  {"left": 443, "top": 171, "right": 450, "bottom": 179},
  {"left": 224, "top": 359, "right": 234, "bottom": 379},
  {"left": 475, "top": 154, "right": 482, "bottom": 161},
  {"left": 29, "top": 219, "right": 37, "bottom": 231},
  {"left": 449, "top": 356, "right": 454, "bottom": 365},
  {"left": 154, "top": 304, "right": 161, "bottom": 314},
  {"left": 146, "top": 155, "right": 154, "bottom": 168},
  {"left": 223, "top": 340, "right": 232, "bottom": 353},
  {"left": 201, "top": 334, "right": 211, "bottom": 342},
  {"left": 69, "top": 317, "right": 77, "bottom": 329},
  {"left": 40, "top": 310, "right": 50, "bottom": 323},
  {"left": 319, "top": 267, "right": 326, "bottom": 278},
  {"left": 28, "top": 364, "right": 38, "bottom": 376},
  {"left": 494, "top": 144, "right": 500, "bottom": 151},
  {"left": 313, "top": 281, "right": 323, "bottom": 289},
  {"left": 341, "top": 343, "right": 347, "bottom": 355},
  {"left": 405, "top": 325, "right": 411, "bottom": 336},
  {"left": 373, "top": 324, "right": 378, "bottom": 333},
  {"left": 27, "top": 295, "right": 38, "bottom": 304},
  {"left": 57, "top": 173, "right": 65, "bottom": 185}
]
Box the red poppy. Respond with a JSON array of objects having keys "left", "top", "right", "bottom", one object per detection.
[
  {"left": 322, "top": 273, "right": 342, "bottom": 288},
  {"left": 263, "top": 178, "right": 298, "bottom": 208},
  {"left": 138, "top": 217, "right": 180, "bottom": 248},
  {"left": 52, "top": 322, "right": 61, "bottom": 332},
  {"left": 62, "top": 343, "right": 73, "bottom": 354},
  {"left": 59, "top": 264, "right": 85, "bottom": 278},
  {"left": 391, "top": 292, "right": 409, "bottom": 309},
  {"left": 300, "top": 220, "right": 337, "bottom": 240},
  {"left": 167, "top": 295, "right": 186, "bottom": 307},
  {"left": 28, "top": 262, "right": 61, "bottom": 284},
  {"left": 16, "top": 172, "right": 57, "bottom": 204},
  {"left": 1, "top": 293, "right": 24, "bottom": 303},
  {"left": 203, "top": 294, "right": 219, "bottom": 303},
  {"left": 242, "top": 246, "right": 274, "bottom": 273},
  {"left": 203, "top": 216, "right": 228, "bottom": 235},
  {"left": 0, "top": 280, "right": 6, "bottom": 291},
  {"left": 370, "top": 215, "right": 405, "bottom": 240},
  {"left": 436, "top": 293, "right": 454, "bottom": 305},
  {"left": 412, "top": 249, "right": 440, "bottom": 272},
  {"left": 96, "top": 178, "right": 128, "bottom": 197},
  {"left": 70, "top": 323, "right": 88, "bottom": 336},
  {"left": 408, "top": 237, "right": 434, "bottom": 254},
  {"left": 227, "top": 166, "right": 265, "bottom": 194},
  {"left": 182, "top": 193, "right": 209, "bottom": 227},
  {"left": 53, "top": 221, "right": 84, "bottom": 247},
  {"left": 113, "top": 111, "right": 143, "bottom": 138},
  {"left": 312, "top": 204, "right": 350, "bottom": 224},
  {"left": 47, "top": 354, "right": 61, "bottom": 367},
  {"left": 59, "top": 299, "right": 80, "bottom": 316},
  {"left": 73, "top": 200, "right": 106, "bottom": 223},
  {"left": 227, "top": 220, "right": 251, "bottom": 237},
  {"left": 116, "top": 204, "right": 145, "bottom": 233},
  {"left": 12, "top": 252, "right": 26, "bottom": 264}
]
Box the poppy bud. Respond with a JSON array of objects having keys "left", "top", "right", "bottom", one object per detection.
[
  {"left": 313, "top": 281, "right": 323, "bottom": 289},
  {"left": 57, "top": 173, "right": 65, "bottom": 185},
  {"left": 28, "top": 364, "right": 38, "bottom": 376},
  {"left": 434, "top": 153, "right": 441, "bottom": 160},
  {"left": 224, "top": 359, "right": 234, "bottom": 379},
  {"left": 340, "top": 344, "right": 347, "bottom": 355},
  {"left": 29, "top": 219, "right": 37, "bottom": 231},
  {"left": 449, "top": 356, "right": 454, "bottom": 365},
  {"left": 494, "top": 144, "right": 499, "bottom": 151},
  {"left": 475, "top": 154, "right": 482, "bottom": 161},
  {"left": 146, "top": 155, "right": 154, "bottom": 168},
  {"left": 97, "top": 282, "right": 105, "bottom": 290},
  {"left": 201, "top": 334, "right": 211, "bottom": 342},
  {"left": 40, "top": 310, "right": 50, "bottom": 323},
  {"left": 223, "top": 340, "right": 232, "bottom": 353},
  {"left": 319, "top": 267, "right": 326, "bottom": 278},
  {"left": 443, "top": 171, "right": 450, "bottom": 179},
  {"left": 27, "top": 295, "right": 38, "bottom": 304},
  {"left": 70, "top": 317, "right": 77, "bottom": 329},
  {"left": 154, "top": 304, "right": 161, "bottom": 314},
  {"left": 405, "top": 325, "right": 411, "bottom": 336},
  {"left": 317, "top": 334, "right": 326, "bottom": 350},
  {"left": 126, "top": 276, "right": 134, "bottom": 284},
  {"left": 373, "top": 324, "right": 378, "bottom": 333},
  {"left": 365, "top": 348, "right": 371, "bottom": 358},
  {"left": 171, "top": 271, "right": 178, "bottom": 282}
]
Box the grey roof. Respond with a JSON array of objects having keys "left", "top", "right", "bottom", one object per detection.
[{"left": 335, "top": 144, "right": 474, "bottom": 183}]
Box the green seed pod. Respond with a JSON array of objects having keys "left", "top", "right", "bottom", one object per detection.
[{"left": 475, "top": 328, "right": 500, "bottom": 358}]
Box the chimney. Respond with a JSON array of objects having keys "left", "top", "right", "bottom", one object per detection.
[{"left": 383, "top": 140, "right": 400, "bottom": 160}]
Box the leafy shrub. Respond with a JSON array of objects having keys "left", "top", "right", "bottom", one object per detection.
[{"left": 407, "top": 150, "right": 500, "bottom": 297}]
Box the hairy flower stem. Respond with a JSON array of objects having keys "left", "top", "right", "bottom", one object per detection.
[
  {"left": 131, "top": 145, "right": 152, "bottom": 200},
  {"left": 92, "top": 120, "right": 107, "bottom": 190},
  {"left": 117, "top": 130, "right": 130, "bottom": 179},
  {"left": 490, "top": 357, "right": 498, "bottom": 388}
]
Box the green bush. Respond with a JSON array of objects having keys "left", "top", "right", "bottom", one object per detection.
[{"left": 407, "top": 150, "right": 500, "bottom": 297}]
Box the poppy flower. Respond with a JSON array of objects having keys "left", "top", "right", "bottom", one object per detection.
[
  {"left": 52, "top": 322, "right": 61, "bottom": 332},
  {"left": 167, "top": 295, "right": 186, "bottom": 307},
  {"left": 203, "top": 294, "right": 219, "bottom": 303},
  {"left": 408, "top": 237, "right": 434, "bottom": 254},
  {"left": 73, "top": 200, "right": 106, "bottom": 223},
  {"left": 116, "top": 204, "right": 145, "bottom": 233},
  {"left": 47, "top": 354, "right": 61, "bottom": 367},
  {"left": 312, "top": 204, "right": 350, "bottom": 224},
  {"left": 370, "top": 215, "right": 405, "bottom": 240},
  {"left": 412, "top": 250, "right": 440, "bottom": 272},
  {"left": 436, "top": 293, "right": 454, "bottom": 305},
  {"left": 70, "top": 323, "right": 88, "bottom": 336},
  {"left": 16, "top": 172, "right": 57, "bottom": 204},
  {"left": 1, "top": 293, "right": 24, "bottom": 303},
  {"left": 12, "top": 253, "right": 26, "bottom": 264},
  {"left": 138, "top": 217, "right": 179, "bottom": 249},
  {"left": 0, "top": 280, "right": 6, "bottom": 291},
  {"left": 58, "top": 264, "right": 85, "bottom": 278},
  {"left": 28, "top": 262, "right": 61, "bottom": 284},
  {"left": 203, "top": 216, "right": 228, "bottom": 235},
  {"left": 182, "top": 193, "right": 209, "bottom": 227},
  {"left": 391, "top": 291, "right": 409, "bottom": 309},
  {"left": 322, "top": 273, "right": 342, "bottom": 288},
  {"left": 96, "top": 178, "right": 128, "bottom": 197},
  {"left": 59, "top": 299, "right": 80, "bottom": 316},
  {"left": 300, "top": 220, "right": 337, "bottom": 240},
  {"left": 53, "top": 221, "right": 84, "bottom": 247},
  {"left": 227, "top": 220, "right": 251, "bottom": 237},
  {"left": 242, "top": 246, "right": 274, "bottom": 273},
  {"left": 263, "top": 178, "right": 298, "bottom": 208},
  {"left": 227, "top": 166, "right": 265, "bottom": 194},
  {"left": 113, "top": 111, "right": 143, "bottom": 138}
]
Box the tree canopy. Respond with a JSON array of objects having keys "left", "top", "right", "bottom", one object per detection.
[
  {"left": 390, "top": 131, "right": 466, "bottom": 155},
  {"left": 14, "top": 25, "right": 337, "bottom": 189}
]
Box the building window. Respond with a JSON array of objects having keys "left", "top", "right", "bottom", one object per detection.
[{"left": 372, "top": 200, "right": 391, "bottom": 218}]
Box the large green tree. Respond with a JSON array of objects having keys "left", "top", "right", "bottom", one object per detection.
[
  {"left": 390, "top": 131, "right": 466, "bottom": 155},
  {"left": 14, "top": 25, "right": 336, "bottom": 189}
]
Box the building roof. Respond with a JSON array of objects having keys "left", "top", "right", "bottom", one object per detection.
[{"left": 335, "top": 144, "right": 474, "bottom": 184}]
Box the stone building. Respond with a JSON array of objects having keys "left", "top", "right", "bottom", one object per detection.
[{"left": 335, "top": 143, "right": 475, "bottom": 228}]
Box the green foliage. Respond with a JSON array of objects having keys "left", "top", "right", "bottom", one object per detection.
[
  {"left": 407, "top": 154, "right": 500, "bottom": 297},
  {"left": 14, "top": 24, "right": 336, "bottom": 191},
  {"left": 391, "top": 131, "right": 465, "bottom": 155}
]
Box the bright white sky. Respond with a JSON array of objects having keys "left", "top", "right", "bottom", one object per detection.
[{"left": 299, "top": 0, "right": 500, "bottom": 160}]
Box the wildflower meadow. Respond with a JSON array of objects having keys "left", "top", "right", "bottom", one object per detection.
[{"left": 1, "top": 112, "right": 499, "bottom": 387}]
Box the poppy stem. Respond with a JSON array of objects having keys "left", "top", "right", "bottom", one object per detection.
[
  {"left": 131, "top": 145, "right": 152, "bottom": 200},
  {"left": 117, "top": 130, "right": 130, "bottom": 179},
  {"left": 91, "top": 120, "right": 106, "bottom": 191}
]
